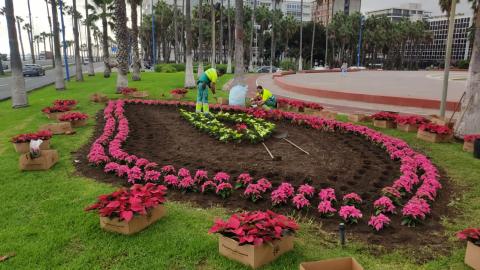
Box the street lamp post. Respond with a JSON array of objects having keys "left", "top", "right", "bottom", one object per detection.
[
  {"left": 58, "top": 0, "right": 70, "bottom": 81},
  {"left": 357, "top": 16, "right": 364, "bottom": 67},
  {"left": 440, "top": 0, "right": 457, "bottom": 117}
]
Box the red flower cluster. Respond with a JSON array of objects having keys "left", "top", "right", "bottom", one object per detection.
[
  {"left": 277, "top": 97, "right": 323, "bottom": 110},
  {"left": 457, "top": 227, "right": 480, "bottom": 245},
  {"left": 85, "top": 183, "right": 167, "bottom": 221},
  {"left": 419, "top": 123, "right": 452, "bottom": 135},
  {"left": 59, "top": 112, "right": 88, "bottom": 122},
  {"left": 395, "top": 115, "right": 429, "bottom": 125},
  {"left": 464, "top": 134, "right": 480, "bottom": 142},
  {"left": 370, "top": 111, "right": 398, "bottom": 121},
  {"left": 170, "top": 88, "right": 188, "bottom": 95},
  {"left": 120, "top": 87, "right": 138, "bottom": 95},
  {"left": 41, "top": 105, "right": 72, "bottom": 114},
  {"left": 53, "top": 99, "right": 77, "bottom": 107},
  {"left": 209, "top": 210, "right": 299, "bottom": 246},
  {"left": 11, "top": 130, "right": 53, "bottom": 143}
]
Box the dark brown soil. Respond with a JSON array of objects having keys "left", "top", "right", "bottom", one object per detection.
[{"left": 75, "top": 104, "right": 455, "bottom": 259}]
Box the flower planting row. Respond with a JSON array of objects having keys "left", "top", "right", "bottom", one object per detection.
[
  {"left": 276, "top": 97, "right": 323, "bottom": 113},
  {"left": 179, "top": 109, "right": 276, "bottom": 143},
  {"left": 87, "top": 99, "right": 442, "bottom": 231}
]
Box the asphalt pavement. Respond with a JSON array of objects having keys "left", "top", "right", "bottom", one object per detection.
[{"left": 0, "top": 62, "right": 104, "bottom": 100}]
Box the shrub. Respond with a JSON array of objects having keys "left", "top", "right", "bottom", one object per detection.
[
  {"left": 457, "top": 59, "right": 469, "bottom": 69},
  {"left": 172, "top": 63, "right": 185, "bottom": 72},
  {"left": 280, "top": 60, "right": 295, "bottom": 71},
  {"left": 154, "top": 64, "right": 178, "bottom": 73}
]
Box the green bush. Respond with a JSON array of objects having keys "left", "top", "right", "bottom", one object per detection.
[
  {"left": 154, "top": 64, "right": 162, "bottom": 72},
  {"left": 280, "top": 60, "right": 296, "bottom": 71},
  {"left": 154, "top": 64, "right": 178, "bottom": 73},
  {"left": 457, "top": 59, "right": 469, "bottom": 69},
  {"left": 172, "top": 63, "right": 185, "bottom": 72}
]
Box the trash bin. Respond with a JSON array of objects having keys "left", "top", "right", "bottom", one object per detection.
[{"left": 474, "top": 139, "right": 480, "bottom": 159}]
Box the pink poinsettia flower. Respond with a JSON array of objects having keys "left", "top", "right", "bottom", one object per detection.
[
  {"left": 318, "top": 188, "right": 336, "bottom": 202},
  {"left": 368, "top": 214, "right": 391, "bottom": 231},
  {"left": 339, "top": 205, "right": 362, "bottom": 224},
  {"left": 298, "top": 184, "right": 315, "bottom": 198},
  {"left": 318, "top": 200, "right": 337, "bottom": 217},
  {"left": 292, "top": 194, "right": 311, "bottom": 210},
  {"left": 213, "top": 172, "right": 230, "bottom": 183}
]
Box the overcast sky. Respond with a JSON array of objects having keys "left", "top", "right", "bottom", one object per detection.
[{"left": 0, "top": 0, "right": 476, "bottom": 55}]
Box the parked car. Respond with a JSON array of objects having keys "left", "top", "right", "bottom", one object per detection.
[
  {"left": 256, "top": 66, "right": 279, "bottom": 73},
  {"left": 1, "top": 62, "right": 8, "bottom": 70},
  {"left": 23, "top": 64, "right": 45, "bottom": 77}
]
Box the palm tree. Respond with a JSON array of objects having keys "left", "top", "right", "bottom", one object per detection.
[
  {"left": 128, "top": 0, "right": 142, "bottom": 81},
  {"left": 51, "top": 0, "right": 66, "bottom": 90},
  {"left": 15, "top": 16, "right": 26, "bottom": 61},
  {"left": 23, "top": 23, "right": 34, "bottom": 62},
  {"left": 92, "top": 0, "right": 113, "bottom": 78},
  {"left": 27, "top": 0, "right": 35, "bottom": 63},
  {"left": 197, "top": 0, "right": 205, "bottom": 75},
  {"left": 72, "top": 0, "right": 84, "bottom": 81},
  {"left": 40, "top": 32, "right": 49, "bottom": 58},
  {"left": 45, "top": 0, "right": 55, "bottom": 67},
  {"left": 85, "top": 0, "right": 96, "bottom": 76},
  {"left": 298, "top": 0, "right": 304, "bottom": 71},
  {"left": 34, "top": 35, "right": 41, "bottom": 60},
  {"left": 226, "top": 0, "right": 232, "bottom": 73},
  {"left": 270, "top": 0, "right": 279, "bottom": 73},
  {"left": 248, "top": 0, "right": 257, "bottom": 71},
  {"left": 4, "top": 0, "right": 28, "bottom": 107},
  {"left": 184, "top": 0, "right": 196, "bottom": 88},
  {"left": 210, "top": 0, "right": 216, "bottom": 68},
  {"left": 453, "top": 0, "right": 480, "bottom": 137},
  {"left": 173, "top": 0, "right": 180, "bottom": 63},
  {"left": 281, "top": 15, "right": 297, "bottom": 59},
  {"left": 233, "top": 0, "right": 245, "bottom": 85},
  {"left": 114, "top": 0, "right": 129, "bottom": 91}
]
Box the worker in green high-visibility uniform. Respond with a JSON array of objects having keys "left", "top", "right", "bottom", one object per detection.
[{"left": 196, "top": 68, "right": 224, "bottom": 113}]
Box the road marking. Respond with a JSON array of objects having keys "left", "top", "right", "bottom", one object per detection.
[{"left": 0, "top": 84, "right": 7, "bottom": 87}]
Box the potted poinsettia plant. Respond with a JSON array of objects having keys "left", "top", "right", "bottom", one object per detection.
[
  {"left": 53, "top": 99, "right": 78, "bottom": 109},
  {"left": 457, "top": 227, "right": 480, "bottom": 269},
  {"left": 120, "top": 87, "right": 138, "bottom": 97},
  {"left": 463, "top": 135, "right": 480, "bottom": 153},
  {"left": 209, "top": 210, "right": 298, "bottom": 269},
  {"left": 371, "top": 111, "right": 398, "bottom": 129},
  {"left": 59, "top": 112, "right": 89, "bottom": 128},
  {"left": 11, "top": 130, "right": 52, "bottom": 153},
  {"left": 85, "top": 183, "right": 167, "bottom": 235},
  {"left": 41, "top": 105, "right": 72, "bottom": 120},
  {"left": 417, "top": 123, "right": 452, "bottom": 143},
  {"left": 170, "top": 88, "right": 188, "bottom": 100},
  {"left": 395, "top": 115, "right": 429, "bottom": 133}
]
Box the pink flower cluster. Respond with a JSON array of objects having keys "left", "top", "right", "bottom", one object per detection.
[
  {"left": 244, "top": 178, "right": 272, "bottom": 202},
  {"left": 368, "top": 214, "right": 391, "bottom": 231},
  {"left": 339, "top": 205, "right": 363, "bottom": 224},
  {"left": 342, "top": 193, "right": 362, "bottom": 206},
  {"left": 271, "top": 183, "right": 295, "bottom": 206}
]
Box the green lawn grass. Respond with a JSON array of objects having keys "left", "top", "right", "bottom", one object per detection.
[{"left": 0, "top": 72, "right": 478, "bottom": 270}]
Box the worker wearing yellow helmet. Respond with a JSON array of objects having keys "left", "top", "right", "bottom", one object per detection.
[{"left": 196, "top": 68, "right": 224, "bottom": 114}]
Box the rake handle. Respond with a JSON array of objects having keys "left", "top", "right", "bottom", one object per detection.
[
  {"left": 283, "top": 138, "right": 310, "bottom": 155},
  {"left": 262, "top": 142, "right": 275, "bottom": 160}
]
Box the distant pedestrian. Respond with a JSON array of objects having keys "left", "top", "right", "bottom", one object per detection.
[{"left": 341, "top": 62, "right": 348, "bottom": 76}]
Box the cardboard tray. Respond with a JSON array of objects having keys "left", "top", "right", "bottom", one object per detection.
[
  {"left": 300, "top": 257, "right": 364, "bottom": 270},
  {"left": 70, "top": 119, "right": 87, "bottom": 128},
  {"left": 13, "top": 140, "right": 50, "bottom": 154},
  {"left": 100, "top": 204, "right": 166, "bottom": 235},
  {"left": 348, "top": 114, "right": 369, "bottom": 123},
  {"left": 417, "top": 129, "right": 452, "bottom": 143},
  {"left": 464, "top": 141, "right": 474, "bottom": 153},
  {"left": 219, "top": 235, "right": 294, "bottom": 269},
  {"left": 397, "top": 123, "right": 419, "bottom": 133},
  {"left": 39, "top": 122, "right": 74, "bottom": 135},
  {"left": 465, "top": 241, "right": 480, "bottom": 270},
  {"left": 373, "top": 120, "right": 396, "bottom": 129},
  {"left": 19, "top": 150, "right": 59, "bottom": 171}
]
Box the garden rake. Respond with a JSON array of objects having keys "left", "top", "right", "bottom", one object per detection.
[{"left": 272, "top": 131, "right": 310, "bottom": 155}]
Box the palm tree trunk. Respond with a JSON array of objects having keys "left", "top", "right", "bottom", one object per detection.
[
  {"left": 85, "top": 0, "right": 95, "bottom": 76},
  {"left": 27, "top": 0, "right": 35, "bottom": 63},
  {"left": 233, "top": 0, "right": 245, "bottom": 85},
  {"left": 45, "top": 0, "right": 55, "bottom": 67},
  {"left": 114, "top": 0, "right": 129, "bottom": 91},
  {"left": 226, "top": 0, "right": 232, "bottom": 73},
  {"left": 43, "top": 38, "right": 47, "bottom": 57},
  {"left": 248, "top": 0, "right": 256, "bottom": 71},
  {"left": 102, "top": 4, "right": 111, "bottom": 78},
  {"left": 184, "top": 0, "right": 196, "bottom": 88},
  {"left": 73, "top": 0, "right": 84, "bottom": 81},
  {"left": 51, "top": 0, "right": 65, "bottom": 90},
  {"left": 269, "top": 0, "right": 276, "bottom": 73},
  {"left": 298, "top": 0, "right": 303, "bottom": 71},
  {"left": 198, "top": 0, "right": 204, "bottom": 75},
  {"left": 310, "top": 21, "right": 316, "bottom": 68},
  {"left": 454, "top": 7, "right": 480, "bottom": 137},
  {"left": 5, "top": 0, "right": 28, "bottom": 108},
  {"left": 131, "top": 0, "right": 141, "bottom": 81},
  {"left": 15, "top": 18, "right": 25, "bottom": 61},
  {"left": 173, "top": 0, "right": 179, "bottom": 63},
  {"left": 211, "top": 0, "right": 216, "bottom": 68},
  {"left": 219, "top": 0, "right": 224, "bottom": 64}
]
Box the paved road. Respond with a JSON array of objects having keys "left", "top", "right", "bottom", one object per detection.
[{"left": 0, "top": 62, "right": 104, "bottom": 100}]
